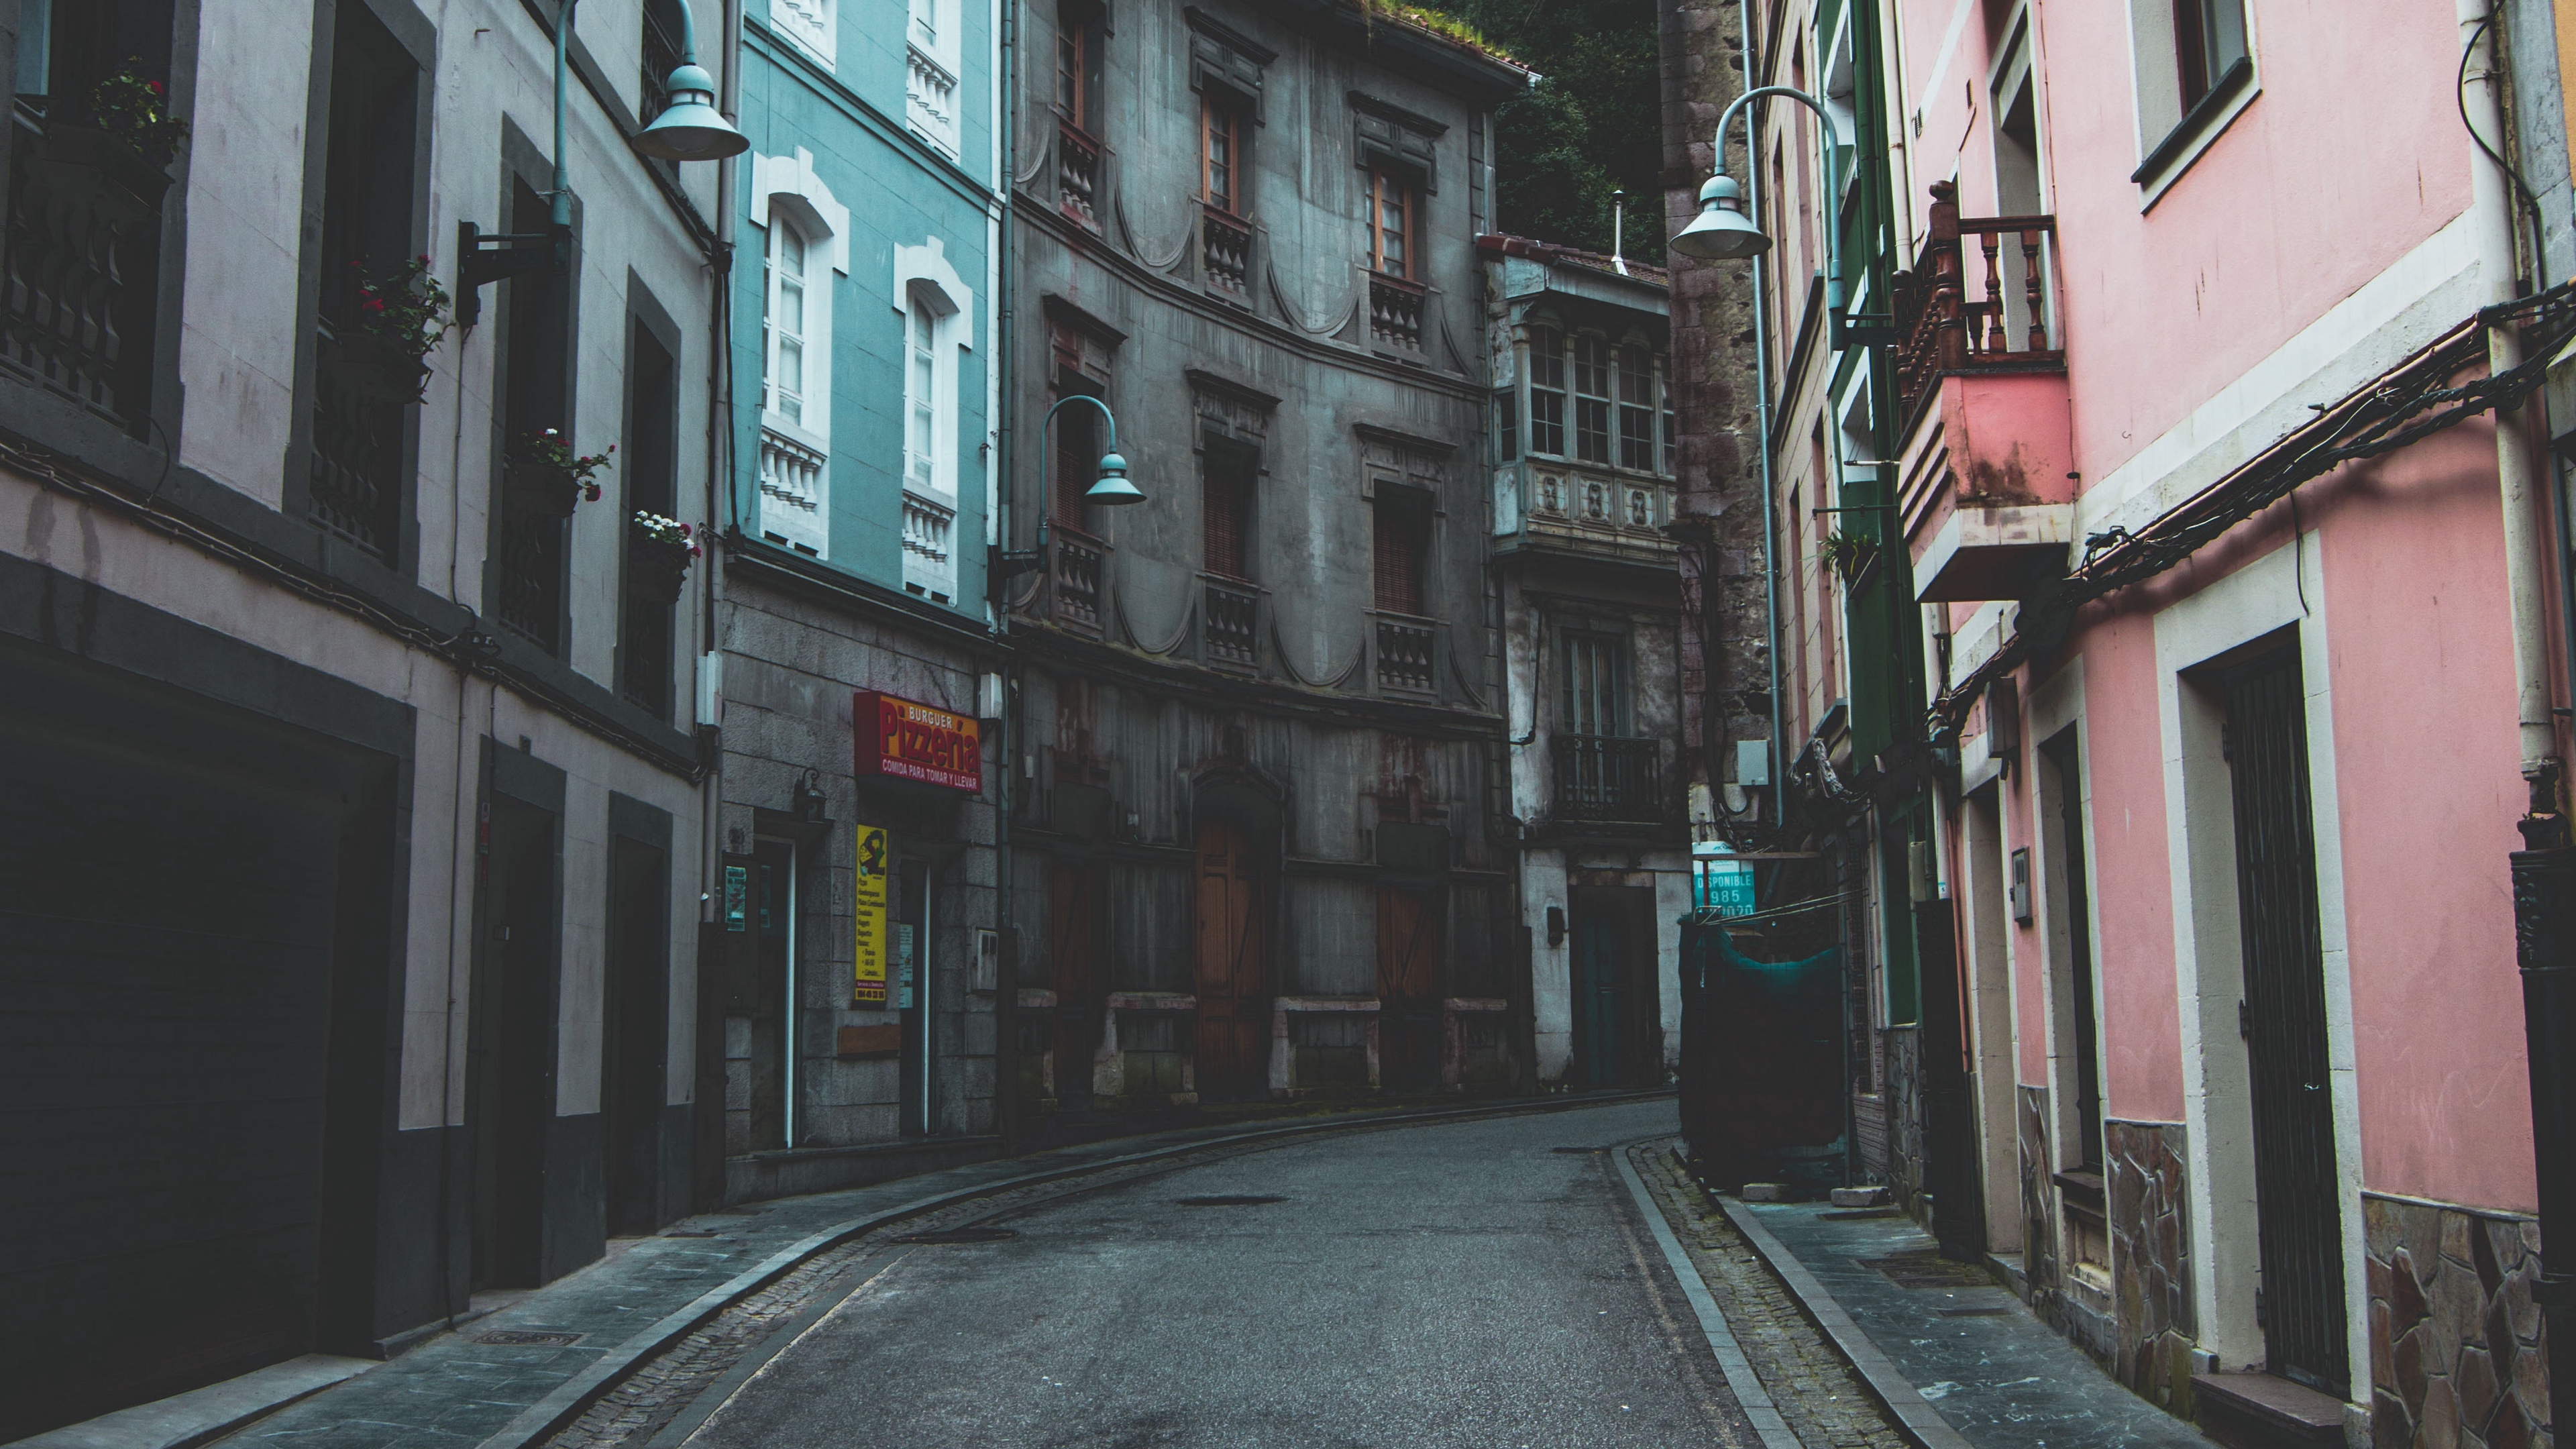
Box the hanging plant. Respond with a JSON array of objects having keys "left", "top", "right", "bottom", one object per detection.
[
  {"left": 339, "top": 256, "right": 453, "bottom": 404},
  {"left": 88, "top": 62, "right": 190, "bottom": 169},
  {"left": 629, "top": 512, "right": 701, "bottom": 605},
  {"left": 504, "top": 430, "right": 614, "bottom": 520},
  {"left": 1818, "top": 529, "right": 1879, "bottom": 582}
]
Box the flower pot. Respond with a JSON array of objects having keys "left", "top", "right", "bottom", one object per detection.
[
  {"left": 503, "top": 458, "right": 583, "bottom": 521},
  {"left": 628, "top": 529, "right": 694, "bottom": 606},
  {"left": 336, "top": 329, "right": 432, "bottom": 405}
]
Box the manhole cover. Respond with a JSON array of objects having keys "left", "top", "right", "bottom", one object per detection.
[
  {"left": 1860, "top": 1251, "right": 1998, "bottom": 1290},
  {"left": 1936, "top": 1307, "right": 2010, "bottom": 1318},
  {"left": 891, "top": 1227, "right": 1020, "bottom": 1244},
  {"left": 1175, "top": 1194, "right": 1286, "bottom": 1207},
  {"left": 474, "top": 1329, "right": 584, "bottom": 1346}
]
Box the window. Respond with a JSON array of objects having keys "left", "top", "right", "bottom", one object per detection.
[
  {"left": 641, "top": 0, "right": 683, "bottom": 127},
  {"left": 910, "top": 0, "right": 936, "bottom": 52},
  {"left": 1562, "top": 634, "right": 1625, "bottom": 737},
  {"left": 1056, "top": 1, "right": 1103, "bottom": 133},
  {"left": 1572, "top": 335, "right": 1611, "bottom": 464},
  {"left": 497, "top": 176, "right": 574, "bottom": 651},
  {"left": 1054, "top": 389, "right": 1100, "bottom": 525},
  {"left": 1203, "top": 93, "right": 1245, "bottom": 214},
  {"left": 1202, "top": 438, "right": 1254, "bottom": 580},
  {"left": 1660, "top": 364, "right": 1676, "bottom": 476},
  {"left": 1528, "top": 327, "right": 1566, "bottom": 456},
  {"left": 904, "top": 295, "right": 938, "bottom": 491},
  {"left": 2172, "top": 0, "right": 2247, "bottom": 113},
  {"left": 765, "top": 221, "right": 809, "bottom": 425},
  {"left": 1368, "top": 168, "right": 1416, "bottom": 279},
  {"left": 1617, "top": 345, "right": 1655, "bottom": 473},
  {"left": 905, "top": 0, "right": 959, "bottom": 155},
  {"left": 621, "top": 320, "right": 680, "bottom": 716},
  {"left": 771, "top": 0, "right": 835, "bottom": 67},
  {"left": 1495, "top": 390, "right": 1518, "bottom": 464},
  {"left": 1373, "top": 490, "right": 1431, "bottom": 616}
]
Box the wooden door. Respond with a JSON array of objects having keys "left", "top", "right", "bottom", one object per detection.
[
  {"left": 1377, "top": 885, "right": 1443, "bottom": 1091},
  {"left": 1192, "top": 820, "right": 1269, "bottom": 1097},
  {"left": 1048, "top": 862, "right": 1096, "bottom": 1109},
  {"left": 1573, "top": 911, "right": 1624, "bottom": 1087}
]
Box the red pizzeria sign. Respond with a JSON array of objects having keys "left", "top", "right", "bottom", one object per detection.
[{"left": 854, "top": 690, "right": 982, "bottom": 792}]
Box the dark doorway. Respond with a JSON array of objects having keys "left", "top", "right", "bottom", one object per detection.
[
  {"left": 747, "top": 841, "right": 793, "bottom": 1152},
  {"left": 602, "top": 836, "right": 669, "bottom": 1237},
  {"left": 1376, "top": 885, "right": 1444, "bottom": 1093},
  {"left": 2224, "top": 645, "right": 2349, "bottom": 1394},
  {"left": 1048, "top": 861, "right": 1097, "bottom": 1110},
  {"left": 1192, "top": 819, "right": 1271, "bottom": 1098},
  {"left": 898, "top": 857, "right": 934, "bottom": 1136},
  {"left": 1570, "top": 886, "right": 1654, "bottom": 1087},
  {"left": 472, "top": 796, "right": 559, "bottom": 1291},
  {"left": 2039, "top": 731, "right": 2105, "bottom": 1173}
]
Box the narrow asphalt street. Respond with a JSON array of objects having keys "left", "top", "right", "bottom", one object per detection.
[{"left": 683, "top": 1099, "right": 1752, "bottom": 1449}]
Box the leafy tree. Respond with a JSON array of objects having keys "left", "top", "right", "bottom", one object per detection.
[{"left": 1424, "top": 0, "right": 1664, "bottom": 263}]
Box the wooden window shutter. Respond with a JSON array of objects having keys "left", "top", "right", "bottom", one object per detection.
[
  {"left": 1203, "top": 450, "right": 1248, "bottom": 578},
  {"left": 1374, "top": 495, "right": 1424, "bottom": 614}
]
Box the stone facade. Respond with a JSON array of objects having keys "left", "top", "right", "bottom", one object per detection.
[
  {"left": 2106, "top": 1120, "right": 2196, "bottom": 1415},
  {"left": 2365, "top": 1193, "right": 2554, "bottom": 1449},
  {"left": 2019, "top": 1085, "right": 2060, "bottom": 1304}
]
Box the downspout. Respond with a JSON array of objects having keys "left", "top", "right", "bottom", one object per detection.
[
  {"left": 2466, "top": 5, "right": 2576, "bottom": 1438},
  {"left": 1739, "top": 0, "right": 1787, "bottom": 842},
  {"left": 991, "top": 0, "right": 1021, "bottom": 1153},
  {"left": 703, "top": 0, "right": 742, "bottom": 936}
]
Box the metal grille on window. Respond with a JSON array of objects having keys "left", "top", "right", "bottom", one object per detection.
[
  {"left": 1529, "top": 328, "right": 1566, "bottom": 456},
  {"left": 1203, "top": 453, "right": 1250, "bottom": 580},
  {"left": 1373, "top": 496, "right": 1425, "bottom": 616},
  {"left": 1573, "top": 335, "right": 1611, "bottom": 463}
]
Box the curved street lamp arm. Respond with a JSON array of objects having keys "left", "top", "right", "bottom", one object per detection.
[
  {"left": 1711, "top": 83, "right": 1849, "bottom": 315},
  {"left": 1042, "top": 392, "right": 1121, "bottom": 455}
]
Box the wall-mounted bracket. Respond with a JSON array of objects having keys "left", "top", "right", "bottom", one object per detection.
[{"left": 456, "top": 219, "right": 569, "bottom": 328}]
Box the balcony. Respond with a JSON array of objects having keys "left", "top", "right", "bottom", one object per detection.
[
  {"left": 1503, "top": 459, "right": 1678, "bottom": 567},
  {"left": 1551, "top": 735, "right": 1662, "bottom": 823},
  {"left": 307, "top": 324, "right": 405, "bottom": 557},
  {"left": 1892, "top": 180, "right": 2074, "bottom": 604},
  {"left": 1368, "top": 271, "right": 1426, "bottom": 351},
  {"left": 900, "top": 488, "right": 955, "bottom": 602},
  {"left": 1375, "top": 613, "right": 1436, "bottom": 697},
  {"left": 1202, "top": 576, "right": 1258, "bottom": 672},
  {"left": 1202, "top": 205, "right": 1251, "bottom": 295},
  {"left": 1, "top": 111, "right": 170, "bottom": 433},
  {"left": 1051, "top": 529, "right": 1103, "bottom": 637},
  {"left": 906, "top": 44, "right": 959, "bottom": 159},
  {"left": 1057, "top": 119, "right": 1101, "bottom": 229},
  {"left": 757, "top": 425, "right": 828, "bottom": 557}
]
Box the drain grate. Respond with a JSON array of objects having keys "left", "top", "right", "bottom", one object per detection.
[
  {"left": 475, "top": 1329, "right": 585, "bottom": 1346},
  {"left": 890, "top": 1227, "right": 1020, "bottom": 1244},
  {"left": 1859, "top": 1250, "right": 2000, "bottom": 1290},
  {"left": 1175, "top": 1194, "right": 1286, "bottom": 1207}
]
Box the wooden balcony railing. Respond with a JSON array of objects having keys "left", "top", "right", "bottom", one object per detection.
[
  {"left": 1057, "top": 119, "right": 1101, "bottom": 228},
  {"left": 1375, "top": 614, "right": 1436, "bottom": 696},
  {"left": 1552, "top": 735, "right": 1662, "bottom": 822},
  {"left": 1368, "top": 271, "right": 1426, "bottom": 351},
  {"left": 1892, "top": 180, "right": 2061, "bottom": 425},
  {"left": 1053, "top": 530, "right": 1103, "bottom": 636},
  {"left": 2, "top": 111, "right": 170, "bottom": 432},
  {"left": 1202, "top": 205, "right": 1251, "bottom": 294},
  {"left": 1203, "top": 577, "right": 1257, "bottom": 670}
]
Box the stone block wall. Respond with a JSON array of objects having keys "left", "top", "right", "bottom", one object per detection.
[
  {"left": 2018, "top": 1084, "right": 2059, "bottom": 1305},
  {"left": 2106, "top": 1120, "right": 2196, "bottom": 1417},
  {"left": 2365, "top": 1193, "right": 2553, "bottom": 1449}
]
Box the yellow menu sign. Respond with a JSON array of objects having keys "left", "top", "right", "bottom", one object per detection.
[{"left": 853, "top": 824, "right": 890, "bottom": 1006}]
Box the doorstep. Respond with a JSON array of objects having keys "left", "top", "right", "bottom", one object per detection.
[{"left": 2189, "top": 1372, "right": 2345, "bottom": 1449}]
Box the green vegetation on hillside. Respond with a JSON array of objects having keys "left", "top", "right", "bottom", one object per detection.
[{"left": 1424, "top": 0, "right": 1664, "bottom": 264}]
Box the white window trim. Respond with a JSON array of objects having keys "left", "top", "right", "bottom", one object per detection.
[
  {"left": 2124, "top": 0, "right": 2261, "bottom": 208},
  {"left": 751, "top": 148, "right": 849, "bottom": 557},
  {"left": 769, "top": 0, "right": 836, "bottom": 70},
  {"left": 895, "top": 237, "right": 975, "bottom": 602}
]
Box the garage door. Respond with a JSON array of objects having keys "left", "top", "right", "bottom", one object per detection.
[{"left": 0, "top": 690, "right": 363, "bottom": 1438}]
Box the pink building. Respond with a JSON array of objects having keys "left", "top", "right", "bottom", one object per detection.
[{"left": 1811, "top": 0, "right": 2567, "bottom": 1441}]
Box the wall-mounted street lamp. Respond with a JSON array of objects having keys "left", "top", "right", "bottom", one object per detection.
[
  {"left": 994, "top": 394, "right": 1140, "bottom": 592},
  {"left": 460, "top": 0, "right": 749, "bottom": 325},
  {"left": 1670, "top": 85, "right": 1890, "bottom": 347}
]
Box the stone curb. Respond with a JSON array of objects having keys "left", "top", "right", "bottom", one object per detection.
[
  {"left": 469, "top": 1089, "right": 1677, "bottom": 1449},
  {"left": 1709, "top": 1194, "right": 1979, "bottom": 1449},
  {"left": 1609, "top": 1146, "right": 1808, "bottom": 1449}
]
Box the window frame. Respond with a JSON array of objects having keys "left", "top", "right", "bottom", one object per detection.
[
  {"left": 1366, "top": 166, "right": 1418, "bottom": 280},
  {"left": 1200, "top": 432, "right": 1257, "bottom": 581},
  {"left": 1202, "top": 90, "right": 1247, "bottom": 216},
  {"left": 1572, "top": 333, "right": 1612, "bottom": 465},
  {"left": 1372, "top": 485, "right": 1434, "bottom": 618},
  {"left": 1615, "top": 343, "right": 1656, "bottom": 474},
  {"left": 902, "top": 284, "right": 944, "bottom": 496},
  {"left": 765, "top": 217, "right": 813, "bottom": 429},
  {"left": 1559, "top": 630, "right": 1630, "bottom": 738},
  {"left": 1527, "top": 325, "right": 1567, "bottom": 458},
  {"left": 1055, "top": 0, "right": 1105, "bottom": 136},
  {"left": 2126, "top": 0, "right": 2257, "bottom": 201}
]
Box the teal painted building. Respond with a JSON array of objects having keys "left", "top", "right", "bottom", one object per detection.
[{"left": 712, "top": 0, "right": 1005, "bottom": 1191}]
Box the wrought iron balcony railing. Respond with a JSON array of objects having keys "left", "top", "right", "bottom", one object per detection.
[{"left": 1552, "top": 735, "right": 1662, "bottom": 822}]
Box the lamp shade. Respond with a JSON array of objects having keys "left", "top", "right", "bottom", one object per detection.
[
  {"left": 1669, "top": 173, "right": 1770, "bottom": 261},
  {"left": 1085, "top": 451, "right": 1144, "bottom": 505},
  {"left": 635, "top": 64, "right": 749, "bottom": 160}
]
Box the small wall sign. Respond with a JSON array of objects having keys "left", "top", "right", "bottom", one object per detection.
[{"left": 853, "top": 824, "right": 890, "bottom": 1006}]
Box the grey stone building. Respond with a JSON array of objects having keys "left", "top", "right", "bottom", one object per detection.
[
  {"left": 1002, "top": 0, "right": 1531, "bottom": 1121},
  {"left": 1478, "top": 233, "right": 1688, "bottom": 1089}
]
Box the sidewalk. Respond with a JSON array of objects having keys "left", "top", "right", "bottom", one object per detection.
[
  {"left": 16, "top": 1091, "right": 1662, "bottom": 1449},
  {"left": 1717, "top": 1187, "right": 2217, "bottom": 1448}
]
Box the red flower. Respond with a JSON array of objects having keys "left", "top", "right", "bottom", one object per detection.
[
  {"left": 148, "top": 80, "right": 164, "bottom": 95},
  {"left": 679, "top": 523, "right": 692, "bottom": 537},
  {"left": 688, "top": 545, "right": 702, "bottom": 558},
  {"left": 584, "top": 484, "right": 602, "bottom": 502},
  {"left": 362, "top": 297, "right": 386, "bottom": 313}
]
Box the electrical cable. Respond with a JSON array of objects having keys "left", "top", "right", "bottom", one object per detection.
[{"left": 2460, "top": 11, "right": 2549, "bottom": 293}]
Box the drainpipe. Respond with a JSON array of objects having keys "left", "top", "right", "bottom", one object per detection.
[
  {"left": 992, "top": 0, "right": 1022, "bottom": 1153},
  {"left": 1737, "top": 0, "right": 1788, "bottom": 841},
  {"left": 2463, "top": 5, "right": 2576, "bottom": 1436}
]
